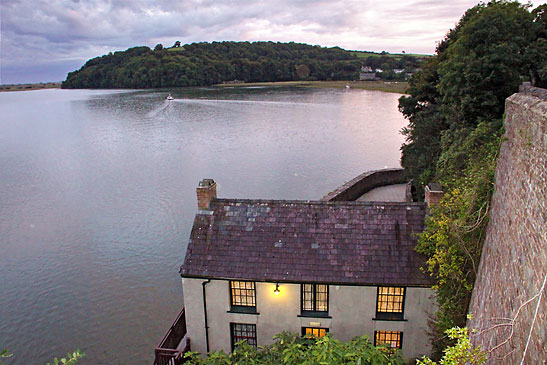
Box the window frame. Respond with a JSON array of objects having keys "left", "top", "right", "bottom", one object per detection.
[
  {"left": 375, "top": 286, "right": 406, "bottom": 320},
  {"left": 229, "top": 280, "right": 257, "bottom": 314},
  {"left": 230, "top": 323, "right": 257, "bottom": 351},
  {"left": 300, "top": 283, "right": 329, "bottom": 317},
  {"left": 374, "top": 330, "right": 403, "bottom": 349},
  {"left": 302, "top": 327, "right": 329, "bottom": 337}
]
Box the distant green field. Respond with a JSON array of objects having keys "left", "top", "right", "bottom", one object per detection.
[
  {"left": 0, "top": 82, "right": 61, "bottom": 92},
  {"left": 351, "top": 51, "right": 430, "bottom": 60},
  {"left": 216, "top": 80, "right": 408, "bottom": 94}
]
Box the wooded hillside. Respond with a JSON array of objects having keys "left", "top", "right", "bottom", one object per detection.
[{"left": 62, "top": 41, "right": 424, "bottom": 88}]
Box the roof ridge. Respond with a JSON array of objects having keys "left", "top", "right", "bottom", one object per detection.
[{"left": 212, "top": 198, "right": 425, "bottom": 206}]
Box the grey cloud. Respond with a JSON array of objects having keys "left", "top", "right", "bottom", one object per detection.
[{"left": 1, "top": 0, "right": 529, "bottom": 83}]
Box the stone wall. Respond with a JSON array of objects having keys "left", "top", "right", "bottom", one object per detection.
[
  {"left": 321, "top": 168, "right": 408, "bottom": 201},
  {"left": 468, "top": 84, "right": 547, "bottom": 363}
]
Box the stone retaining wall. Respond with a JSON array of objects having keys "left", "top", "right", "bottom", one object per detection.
[
  {"left": 321, "top": 168, "right": 407, "bottom": 201},
  {"left": 468, "top": 84, "right": 547, "bottom": 363}
]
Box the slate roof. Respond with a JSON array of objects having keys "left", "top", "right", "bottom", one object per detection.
[{"left": 180, "top": 199, "right": 433, "bottom": 287}]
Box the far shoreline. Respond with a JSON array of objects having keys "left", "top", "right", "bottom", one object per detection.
[
  {"left": 0, "top": 82, "right": 62, "bottom": 92},
  {"left": 1, "top": 80, "right": 408, "bottom": 94},
  {"left": 215, "top": 80, "right": 408, "bottom": 94}
]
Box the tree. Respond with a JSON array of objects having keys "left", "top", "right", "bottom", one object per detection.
[
  {"left": 62, "top": 42, "right": 369, "bottom": 89},
  {"left": 437, "top": 1, "right": 535, "bottom": 127},
  {"left": 398, "top": 1, "right": 541, "bottom": 359},
  {"left": 173, "top": 40, "right": 181, "bottom": 48},
  {"left": 154, "top": 43, "right": 163, "bottom": 51},
  {"left": 295, "top": 63, "right": 310, "bottom": 79}
]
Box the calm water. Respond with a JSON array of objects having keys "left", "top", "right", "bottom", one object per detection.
[{"left": 0, "top": 86, "right": 406, "bottom": 364}]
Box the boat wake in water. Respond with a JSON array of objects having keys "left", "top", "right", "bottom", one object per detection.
[{"left": 146, "top": 100, "right": 172, "bottom": 117}]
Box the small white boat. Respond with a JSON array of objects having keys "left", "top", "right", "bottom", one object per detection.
[
  {"left": 166, "top": 94, "right": 174, "bottom": 100},
  {"left": 345, "top": 84, "right": 350, "bottom": 89}
]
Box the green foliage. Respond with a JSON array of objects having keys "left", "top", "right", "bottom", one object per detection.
[
  {"left": 397, "top": 0, "right": 544, "bottom": 359},
  {"left": 417, "top": 326, "right": 485, "bottom": 365},
  {"left": 1, "top": 349, "right": 13, "bottom": 365},
  {"left": 416, "top": 121, "right": 501, "bottom": 356},
  {"left": 46, "top": 349, "right": 84, "bottom": 365},
  {"left": 62, "top": 42, "right": 366, "bottom": 89},
  {"left": 184, "top": 332, "right": 403, "bottom": 365},
  {"left": 437, "top": 2, "right": 536, "bottom": 126},
  {"left": 525, "top": 5, "right": 547, "bottom": 87},
  {"left": 0, "top": 349, "right": 83, "bottom": 365},
  {"left": 399, "top": 0, "right": 544, "bottom": 198}
]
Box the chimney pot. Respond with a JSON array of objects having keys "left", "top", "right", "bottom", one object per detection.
[
  {"left": 197, "top": 179, "right": 217, "bottom": 210},
  {"left": 425, "top": 183, "right": 444, "bottom": 208}
]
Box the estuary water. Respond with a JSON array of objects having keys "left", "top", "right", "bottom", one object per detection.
[{"left": 0, "top": 86, "right": 406, "bottom": 364}]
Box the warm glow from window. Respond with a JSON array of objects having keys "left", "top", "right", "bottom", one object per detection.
[
  {"left": 304, "top": 327, "right": 327, "bottom": 337},
  {"left": 375, "top": 330, "right": 402, "bottom": 349},
  {"left": 302, "top": 284, "right": 328, "bottom": 312},
  {"left": 230, "top": 281, "right": 256, "bottom": 307},
  {"left": 377, "top": 287, "right": 404, "bottom": 313}
]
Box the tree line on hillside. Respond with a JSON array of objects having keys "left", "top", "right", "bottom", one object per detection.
[
  {"left": 399, "top": 0, "right": 545, "bottom": 359},
  {"left": 62, "top": 42, "right": 371, "bottom": 88}
]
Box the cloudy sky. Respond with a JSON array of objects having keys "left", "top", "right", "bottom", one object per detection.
[{"left": 0, "top": 0, "right": 536, "bottom": 84}]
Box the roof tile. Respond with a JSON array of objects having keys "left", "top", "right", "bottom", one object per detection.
[{"left": 180, "top": 199, "right": 433, "bottom": 286}]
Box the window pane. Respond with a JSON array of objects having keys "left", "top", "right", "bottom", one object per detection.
[
  {"left": 231, "top": 281, "right": 256, "bottom": 307},
  {"left": 231, "top": 323, "right": 257, "bottom": 349},
  {"left": 303, "top": 327, "right": 327, "bottom": 337},
  {"left": 302, "top": 284, "right": 314, "bottom": 311},
  {"left": 377, "top": 287, "right": 404, "bottom": 314},
  {"left": 301, "top": 284, "right": 328, "bottom": 312},
  {"left": 375, "top": 331, "right": 402, "bottom": 348},
  {"left": 316, "top": 284, "right": 328, "bottom": 312}
]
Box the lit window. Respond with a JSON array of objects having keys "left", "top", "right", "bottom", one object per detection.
[
  {"left": 301, "top": 284, "right": 328, "bottom": 315},
  {"left": 376, "top": 286, "right": 405, "bottom": 320},
  {"left": 230, "top": 323, "right": 257, "bottom": 350},
  {"left": 302, "top": 327, "right": 329, "bottom": 337},
  {"left": 230, "top": 281, "right": 256, "bottom": 312},
  {"left": 374, "top": 330, "right": 403, "bottom": 349}
]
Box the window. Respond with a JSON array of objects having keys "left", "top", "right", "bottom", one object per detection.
[
  {"left": 230, "top": 323, "right": 257, "bottom": 350},
  {"left": 374, "top": 330, "right": 403, "bottom": 349},
  {"left": 376, "top": 286, "right": 405, "bottom": 320},
  {"left": 230, "top": 281, "right": 256, "bottom": 313},
  {"left": 301, "top": 284, "right": 329, "bottom": 316},
  {"left": 302, "top": 327, "right": 329, "bottom": 337}
]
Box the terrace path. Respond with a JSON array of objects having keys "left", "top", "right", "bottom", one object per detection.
[{"left": 357, "top": 184, "right": 407, "bottom": 202}]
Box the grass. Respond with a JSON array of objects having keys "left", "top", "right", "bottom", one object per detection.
[
  {"left": 351, "top": 51, "right": 430, "bottom": 60},
  {"left": 215, "top": 80, "right": 408, "bottom": 94},
  {"left": 0, "top": 82, "right": 61, "bottom": 92}
]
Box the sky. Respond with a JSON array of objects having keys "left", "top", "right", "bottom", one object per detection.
[{"left": 0, "top": 0, "right": 537, "bottom": 84}]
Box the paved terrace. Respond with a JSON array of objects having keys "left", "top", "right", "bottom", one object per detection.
[{"left": 357, "top": 183, "right": 407, "bottom": 202}]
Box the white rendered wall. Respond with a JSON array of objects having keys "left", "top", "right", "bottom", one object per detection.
[{"left": 182, "top": 278, "right": 436, "bottom": 360}]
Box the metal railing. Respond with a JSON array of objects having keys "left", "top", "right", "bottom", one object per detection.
[{"left": 154, "top": 307, "right": 190, "bottom": 365}]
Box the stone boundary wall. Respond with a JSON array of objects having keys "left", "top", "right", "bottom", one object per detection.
[
  {"left": 321, "top": 168, "right": 408, "bottom": 201},
  {"left": 468, "top": 83, "right": 547, "bottom": 363}
]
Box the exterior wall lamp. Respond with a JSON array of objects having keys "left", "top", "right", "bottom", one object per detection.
[{"left": 274, "top": 283, "right": 280, "bottom": 295}]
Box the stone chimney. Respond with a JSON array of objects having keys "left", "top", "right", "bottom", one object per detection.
[
  {"left": 425, "top": 182, "right": 444, "bottom": 208},
  {"left": 196, "top": 179, "right": 217, "bottom": 210}
]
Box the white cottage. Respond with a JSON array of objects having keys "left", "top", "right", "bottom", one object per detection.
[{"left": 154, "top": 179, "right": 437, "bottom": 364}]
